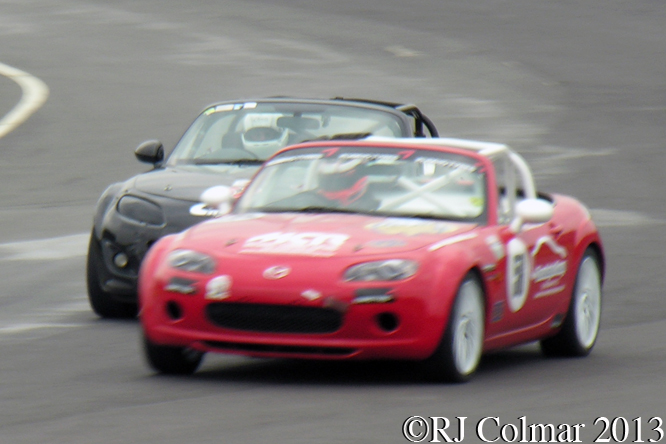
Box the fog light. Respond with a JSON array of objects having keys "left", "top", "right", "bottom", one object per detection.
[
  {"left": 166, "top": 301, "right": 183, "bottom": 321},
  {"left": 113, "top": 252, "right": 129, "bottom": 268},
  {"left": 376, "top": 312, "right": 399, "bottom": 332}
]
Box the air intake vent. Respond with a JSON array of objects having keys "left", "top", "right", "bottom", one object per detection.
[{"left": 206, "top": 302, "right": 343, "bottom": 334}]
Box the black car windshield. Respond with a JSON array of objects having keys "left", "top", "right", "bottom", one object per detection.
[
  {"left": 236, "top": 145, "right": 488, "bottom": 223},
  {"left": 166, "top": 102, "right": 405, "bottom": 165}
]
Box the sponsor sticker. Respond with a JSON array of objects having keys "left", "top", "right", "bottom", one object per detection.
[
  {"left": 205, "top": 275, "right": 232, "bottom": 300},
  {"left": 485, "top": 235, "right": 505, "bottom": 260},
  {"left": 491, "top": 301, "right": 505, "bottom": 322},
  {"left": 428, "top": 232, "right": 477, "bottom": 251},
  {"left": 240, "top": 231, "right": 349, "bottom": 257},
  {"left": 366, "top": 239, "right": 408, "bottom": 249},
  {"left": 366, "top": 218, "right": 455, "bottom": 236},
  {"left": 531, "top": 236, "right": 568, "bottom": 298}
]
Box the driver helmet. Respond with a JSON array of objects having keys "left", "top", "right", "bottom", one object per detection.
[
  {"left": 241, "top": 114, "right": 289, "bottom": 159},
  {"left": 317, "top": 158, "right": 369, "bottom": 205}
]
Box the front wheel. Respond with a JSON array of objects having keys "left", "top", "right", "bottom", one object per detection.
[
  {"left": 541, "top": 248, "right": 602, "bottom": 357},
  {"left": 143, "top": 335, "right": 204, "bottom": 375},
  {"left": 86, "top": 232, "right": 137, "bottom": 319},
  {"left": 424, "top": 274, "right": 485, "bottom": 383}
]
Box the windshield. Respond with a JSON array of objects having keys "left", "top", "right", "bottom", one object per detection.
[
  {"left": 166, "top": 102, "right": 405, "bottom": 165},
  {"left": 236, "top": 145, "right": 488, "bottom": 223}
]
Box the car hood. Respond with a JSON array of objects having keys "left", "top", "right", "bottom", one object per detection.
[
  {"left": 132, "top": 165, "right": 259, "bottom": 201},
  {"left": 177, "top": 213, "right": 477, "bottom": 257}
]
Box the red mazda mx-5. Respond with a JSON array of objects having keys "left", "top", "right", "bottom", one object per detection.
[{"left": 138, "top": 137, "right": 604, "bottom": 382}]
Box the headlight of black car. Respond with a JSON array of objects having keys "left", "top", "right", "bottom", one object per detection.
[
  {"left": 344, "top": 259, "right": 419, "bottom": 282},
  {"left": 116, "top": 195, "right": 165, "bottom": 226}
]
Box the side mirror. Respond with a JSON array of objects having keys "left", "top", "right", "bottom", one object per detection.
[
  {"left": 510, "top": 198, "right": 554, "bottom": 232},
  {"left": 134, "top": 140, "right": 164, "bottom": 165},
  {"left": 200, "top": 185, "right": 232, "bottom": 216}
]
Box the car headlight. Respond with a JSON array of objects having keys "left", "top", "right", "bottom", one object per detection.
[
  {"left": 344, "top": 259, "right": 418, "bottom": 282},
  {"left": 167, "top": 249, "right": 216, "bottom": 274},
  {"left": 116, "top": 195, "right": 165, "bottom": 226}
]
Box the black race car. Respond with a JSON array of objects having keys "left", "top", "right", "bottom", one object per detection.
[{"left": 87, "top": 97, "right": 438, "bottom": 318}]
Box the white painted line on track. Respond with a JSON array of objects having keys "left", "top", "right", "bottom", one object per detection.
[
  {"left": 384, "top": 45, "right": 422, "bottom": 57},
  {"left": 590, "top": 209, "right": 665, "bottom": 227},
  {"left": 0, "top": 297, "right": 92, "bottom": 338},
  {"left": 0, "top": 61, "right": 50, "bottom": 139},
  {"left": 0, "top": 233, "right": 89, "bottom": 260},
  {"left": 0, "top": 323, "right": 85, "bottom": 334}
]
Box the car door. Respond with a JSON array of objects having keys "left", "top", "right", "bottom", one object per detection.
[
  {"left": 489, "top": 153, "right": 569, "bottom": 334},
  {"left": 502, "top": 221, "right": 570, "bottom": 331}
]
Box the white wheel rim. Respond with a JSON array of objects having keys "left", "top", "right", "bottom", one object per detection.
[
  {"left": 453, "top": 280, "right": 484, "bottom": 375},
  {"left": 574, "top": 256, "right": 601, "bottom": 349}
]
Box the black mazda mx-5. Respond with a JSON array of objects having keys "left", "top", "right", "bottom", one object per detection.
[{"left": 87, "top": 97, "right": 438, "bottom": 318}]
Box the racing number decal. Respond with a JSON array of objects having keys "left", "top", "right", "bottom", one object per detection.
[
  {"left": 512, "top": 255, "right": 526, "bottom": 296},
  {"left": 506, "top": 238, "right": 530, "bottom": 312}
]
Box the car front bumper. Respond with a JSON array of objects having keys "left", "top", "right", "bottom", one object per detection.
[{"left": 141, "top": 278, "right": 454, "bottom": 361}]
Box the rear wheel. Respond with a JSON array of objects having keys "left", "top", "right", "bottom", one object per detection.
[
  {"left": 541, "top": 248, "right": 602, "bottom": 357},
  {"left": 86, "top": 232, "right": 137, "bottom": 319},
  {"left": 424, "top": 274, "right": 485, "bottom": 383},
  {"left": 143, "top": 335, "right": 204, "bottom": 375}
]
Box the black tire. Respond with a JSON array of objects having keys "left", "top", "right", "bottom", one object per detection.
[
  {"left": 143, "top": 335, "right": 204, "bottom": 375},
  {"left": 541, "top": 248, "right": 602, "bottom": 357},
  {"left": 86, "top": 232, "right": 137, "bottom": 319},
  {"left": 423, "top": 273, "right": 485, "bottom": 383}
]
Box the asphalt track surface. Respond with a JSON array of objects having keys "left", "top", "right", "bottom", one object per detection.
[{"left": 1, "top": 1, "right": 665, "bottom": 443}]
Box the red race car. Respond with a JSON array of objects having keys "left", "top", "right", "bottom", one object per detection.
[{"left": 139, "top": 137, "right": 604, "bottom": 382}]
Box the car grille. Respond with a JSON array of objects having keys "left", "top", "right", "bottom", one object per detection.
[{"left": 205, "top": 302, "right": 343, "bottom": 334}]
